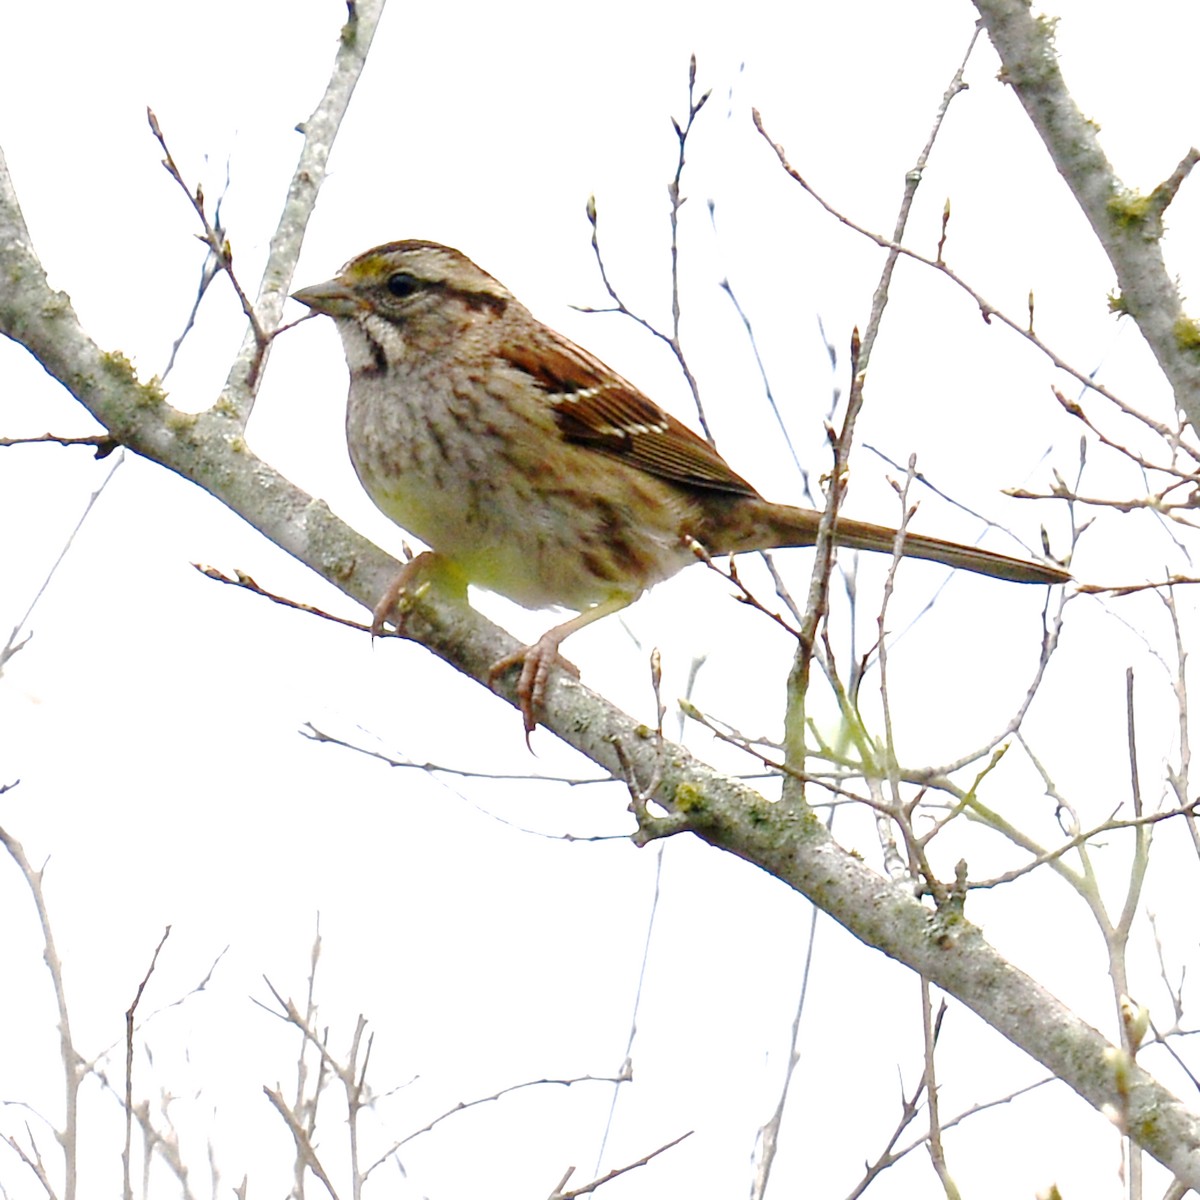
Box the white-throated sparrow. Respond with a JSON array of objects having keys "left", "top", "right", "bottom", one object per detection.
[{"left": 293, "top": 241, "right": 1068, "bottom": 731}]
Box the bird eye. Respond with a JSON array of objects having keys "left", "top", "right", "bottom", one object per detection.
[{"left": 386, "top": 272, "right": 421, "bottom": 298}]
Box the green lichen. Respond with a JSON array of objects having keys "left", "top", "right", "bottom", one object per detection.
[
  {"left": 40, "top": 291, "right": 71, "bottom": 319},
  {"left": 1107, "top": 188, "right": 1154, "bottom": 229},
  {"left": 302, "top": 501, "right": 362, "bottom": 584},
  {"left": 100, "top": 350, "right": 166, "bottom": 408},
  {"left": 744, "top": 798, "right": 776, "bottom": 828},
  {"left": 673, "top": 782, "right": 706, "bottom": 815},
  {"left": 1173, "top": 314, "right": 1200, "bottom": 352},
  {"left": 99, "top": 348, "right": 136, "bottom": 380},
  {"left": 143, "top": 376, "right": 168, "bottom": 406},
  {"left": 1030, "top": 14, "right": 1060, "bottom": 73},
  {"left": 340, "top": 3, "right": 359, "bottom": 46},
  {"left": 935, "top": 905, "right": 965, "bottom": 930},
  {"left": 1034, "top": 13, "right": 1059, "bottom": 43},
  {"left": 320, "top": 546, "right": 357, "bottom": 583},
  {"left": 1131, "top": 1103, "right": 1161, "bottom": 1145},
  {"left": 1107, "top": 291, "right": 1130, "bottom": 316},
  {"left": 165, "top": 409, "right": 198, "bottom": 433}
]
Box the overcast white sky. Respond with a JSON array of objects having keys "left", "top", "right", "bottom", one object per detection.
[{"left": 3, "top": 2, "right": 1200, "bottom": 1197}]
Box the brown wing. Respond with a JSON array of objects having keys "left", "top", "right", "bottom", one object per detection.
[{"left": 500, "top": 334, "right": 759, "bottom": 497}]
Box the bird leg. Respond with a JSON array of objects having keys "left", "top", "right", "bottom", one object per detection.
[
  {"left": 370, "top": 551, "right": 468, "bottom": 638},
  {"left": 374, "top": 555, "right": 632, "bottom": 736},
  {"left": 488, "top": 594, "right": 634, "bottom": 735}
]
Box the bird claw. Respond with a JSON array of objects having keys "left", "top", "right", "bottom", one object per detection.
[
  {"left": 371, "top": 551, "right": 464, "bottom": 639},
  {"left": 371, "top": 558, "right": 423, "bottom": 638},
  {"left": 489, "top": 634, "right": 580, "bottom": 737}
]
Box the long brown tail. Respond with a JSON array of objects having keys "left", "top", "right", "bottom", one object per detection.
[{"left": 711, "top": 498, "right": 1070, "bottom": 586}]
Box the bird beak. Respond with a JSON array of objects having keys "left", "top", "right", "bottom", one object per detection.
[{"left": 291, "top": 276, "right": 364, "bottom": 318}]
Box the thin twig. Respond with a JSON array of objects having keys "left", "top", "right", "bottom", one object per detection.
[
  {"left": 752, "top": 106, "right": 1177, "bottom": 448},
  {"left": 123, "top": 927, "right": 172, "bottom": 1200},
  {"left": 582, "top": 58, "right": 714, "bottom": 440},
  {"left": 551, "top": 1131, "right": 693, "bottom": 1199},
  {"left": 147, "top": 109, "right": 266, "bottom": 354},
  {"left": 592, "top": 841, "right": 664, "bottom": 1175},
  {"left": 0, "top": 828, "right": 81, "bottom": 1200}
]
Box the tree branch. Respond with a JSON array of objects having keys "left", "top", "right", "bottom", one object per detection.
[{"left": 973, "top": 0, "right": 1200, "bottom": 431}]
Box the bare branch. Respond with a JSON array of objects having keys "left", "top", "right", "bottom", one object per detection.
[
  {"left": 549, "top": 1131, "right": 693, "bottom": 1199},
  {"left": 123, "top": 927, "right": 172, "bottom": 1200},
  {"left": 0, "top": 828, "right": 81, "bottom": 1200},
  {"left": 582, "top": 58, "right": 714, "bottom": 440}
]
